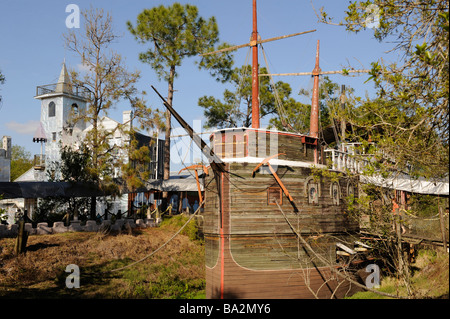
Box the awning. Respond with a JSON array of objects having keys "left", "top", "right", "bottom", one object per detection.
[
  {"left": 0, "top": 182, "right": 110, "bottom": 199},
  {"left": 0, "top": 176, "right": 203, "bottom": 199},
  {"left": 145, "top": 176, "right": 203, "bottom": 192}
]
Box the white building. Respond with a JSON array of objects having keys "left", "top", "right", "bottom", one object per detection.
[
  {"left": 34, "top": 62, "right": 89, "bottom": 169},
  {"left": 13, "top": 62, "right": 164, "bottom": 217},
  {"left": 0, "top": 136, "right": 11, "bottom": 182}
]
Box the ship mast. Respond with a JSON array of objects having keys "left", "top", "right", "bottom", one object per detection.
[
  {"left": 251, "top": 0, "right": 260, "bottom": 128},
  {"left": 310, "top": 40, "right": 321, "bottom": 138},
  {"left": 259, "top": 40, "right": 370, "bottom": 139},
  {"left": 200, "top": 0, "right": 315, "bottom": 129}
]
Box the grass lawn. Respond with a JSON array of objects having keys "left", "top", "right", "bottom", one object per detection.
[
  {"left": 347, "top": 248, "right": 449, "bottom": 299},
  {"left": 0, "top": 215, "right": 205, "bottom": 299}
]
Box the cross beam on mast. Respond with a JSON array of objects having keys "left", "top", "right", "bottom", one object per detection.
[
  {"left": 259, "top": 40, "right": 369, "bottom": 139},
  {"left": 258, "top": 39, "right": 370, "bottom": 78},
  {"left": 259, "top": 69, "right": 370, "bottom": 77},
  {"left": 200, "top": 0, "right": 316, "bottom": 129},
  {"left": 199, "top": 30, "right": 317, "bottom": 57}
]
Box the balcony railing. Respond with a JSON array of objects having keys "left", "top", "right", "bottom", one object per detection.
[{"left": 36, "top": 83, "right": 91, "bottom": 100}]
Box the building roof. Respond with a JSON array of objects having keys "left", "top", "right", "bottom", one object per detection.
[
  {"left": 144, "top": 171, "right": 204, "bottom": 192},
  {"left": 32, "top": 122, "right": 47, "bottom": 143},
  {"left": 55, "top": 62, "right": 72, "bottom": 94}
]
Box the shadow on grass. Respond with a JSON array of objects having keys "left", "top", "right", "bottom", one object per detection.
[
  {"left": 26, "top": 242, "right": 60, "bottom": 252},
  {"left": 0, "top": 261, "right": 125, "bottom": 299}
]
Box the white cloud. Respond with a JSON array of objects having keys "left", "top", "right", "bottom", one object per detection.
[
  {"left": 5, "top": 120, "right": 40, "bottom": 135},
  {"left": 76, "top": 62, "right": 92, "bottom": 73}
]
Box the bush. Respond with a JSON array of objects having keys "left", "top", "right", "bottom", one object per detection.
[{"left": 160, "top": 214, "right": 202, "bottom": 242}]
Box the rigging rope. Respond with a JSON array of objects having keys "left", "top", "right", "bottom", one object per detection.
[
  {"left": 232, "top": 48, "right": 252, "bottom": 122},
  {"left": 260, "top": 44, "right": 289, "bottom": 127},
  {"left": 275, "top": 201, "right": 407, "bottom": 299},
  {"left": 108, "top": 200, "right": 204, "bottom": 273}
]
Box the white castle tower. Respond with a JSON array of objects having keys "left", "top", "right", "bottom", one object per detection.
[{"left": 34, "top": 62, "right": 89, "bottom": 171}]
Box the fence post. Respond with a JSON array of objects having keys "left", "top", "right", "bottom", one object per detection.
[
  {"left": 439, "top": 205, "right": 448, "bottom": 252},
  {"left": 14, "top": 219, "right": 28, "bottom": 255}
]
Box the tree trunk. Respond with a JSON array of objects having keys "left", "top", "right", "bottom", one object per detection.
[
  {"left": 162, "top": 66, "right": 176, "bottom": 205},
  {"left": 90, "top": 114, "right": 99, "bottom": 220},
  {"left": 396, "top": 191, "right": 413, "bottom": 296}
]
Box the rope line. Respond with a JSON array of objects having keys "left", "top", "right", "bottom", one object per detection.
[
  {"left": 275, "top": 201, "right": 406, "bottom": 299},
  {"left": 108, "top": 200, "right": 203, "bottom": 273}
]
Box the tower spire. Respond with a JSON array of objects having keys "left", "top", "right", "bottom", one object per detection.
[{"left": 55, "top": 61, "right": 72, "bottom": 94}]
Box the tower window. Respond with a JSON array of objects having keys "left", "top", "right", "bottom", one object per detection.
[
  {"left": 71, "top": 103, "right": 79, "bottom": 115},
  {"left": 52, "top": 132, "right": 57, "bottom": 142},
  {"left": 48, "top": 102, "right": 56, "bottom": 117}
]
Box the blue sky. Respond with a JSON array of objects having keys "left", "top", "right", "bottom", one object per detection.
[{"left": 0, "top": 0, "right": 393, "bottom": 170}]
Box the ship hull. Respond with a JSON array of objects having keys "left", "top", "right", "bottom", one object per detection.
[
  {"left": 202, "top": 129, "right": 361, "bottom": 298},
  {"left": 205, "top": 236, "right": 360, "bottom": 299}
]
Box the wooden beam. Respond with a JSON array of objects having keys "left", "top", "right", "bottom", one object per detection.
[
  {"left": 178, "top": 165, "right": 210, "bottom": 204},
  {"left": 251, "top": 153, "right": 285, "bottom": 177},
  {"left": 354, "top": 240, "right": 372, "bottom": 249},
  {"left": 336, "top": 242, "right": 357, "bottom": 255},
  {"left": 252, "top": 153, "right": 297, "bottom": 211},
  {"left": 259, "top": 69, "right": 370, "bottom": 77},
  {"left": 200, "top": 29, "right": 316, "bottom": 56},
  {"left": 151, "top": 85, "right": 225, "bottom": 174}
]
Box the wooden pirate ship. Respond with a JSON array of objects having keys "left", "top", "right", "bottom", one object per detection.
[{"left": 153, "top": 0, "right": 365, "bottom": 299}]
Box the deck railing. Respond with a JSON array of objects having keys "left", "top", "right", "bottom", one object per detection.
[
  {"left": 324, "top": 149, "right": 371, "bottom": 174},
  {"left": 325, "top": 142, "right": 402, "bottom": 175},
  {"left": 36, "top": 83, "right": 91, "bottom": 100}
]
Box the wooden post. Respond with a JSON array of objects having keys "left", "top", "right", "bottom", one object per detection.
[
  {"left": 14, "top": 220, "right": 28, "bottom": 255},
  {"left": 439, "top": 205, "right": 448, "bottom": 252}
]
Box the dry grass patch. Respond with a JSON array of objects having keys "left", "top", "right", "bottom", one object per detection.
[{"left": 0, "top": 221, "right": 205, "bottom": 299}]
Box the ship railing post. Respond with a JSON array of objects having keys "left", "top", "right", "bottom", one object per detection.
[
  {"left": 350, "top": 155, "right": 355, "bottom": 173},
  {"left": 337, "top": 151, "right": 340, "bottom": 171},
  {"left": 343, "top": 153, "right": 347, "bottom": 171},
  {"left": 348, "top": 154, "right": 352, "bottom": 172},
  {"left": 331, "top": 149, "right": 336, "bottom": 170},
  {"left": 337, "top": 151, "right": 341, "bottom": 171},
  {"left": 338, "top": 151, "right": 342, "bottom": 171}
]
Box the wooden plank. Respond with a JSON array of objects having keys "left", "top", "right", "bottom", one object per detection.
[
  {"left": 336, "top": 242, "right": 356, "bottom": 255},
  {"left": 203, "top": 140, "right": 362, "bottom": 299}
]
